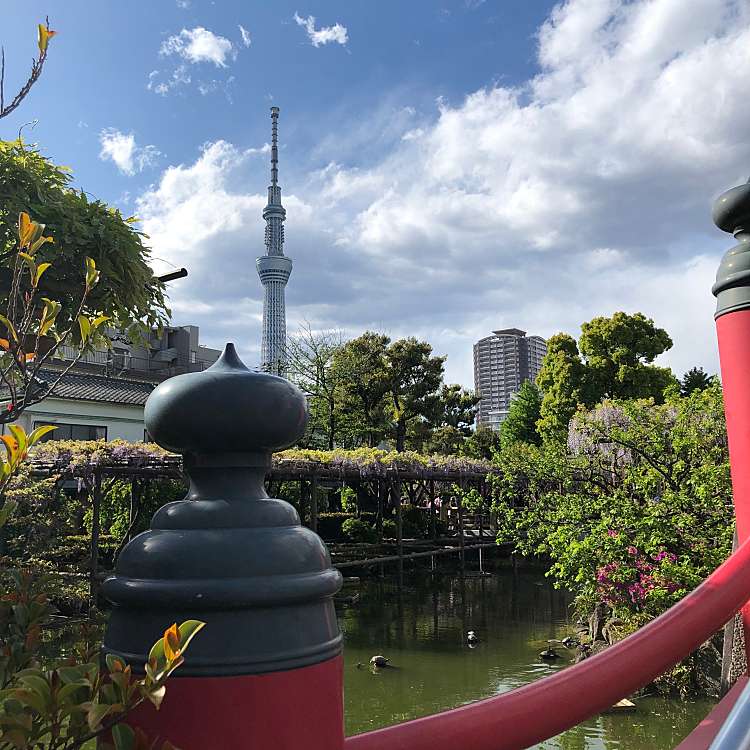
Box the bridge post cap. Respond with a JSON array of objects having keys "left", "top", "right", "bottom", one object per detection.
[
  {"left": 144, "top": 342, "right": 307, "bottom": 456},
  {"left": 713, "top": 181, "right": 750, "bottom": 235}
]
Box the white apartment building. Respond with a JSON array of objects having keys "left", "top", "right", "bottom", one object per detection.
[{"left": 473, "top": 328, "right": 547, "bottom": 431}]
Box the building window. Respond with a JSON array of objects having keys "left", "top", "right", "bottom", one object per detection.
[{"left": 33, "top": 421, "right": 107, "bottom": 442}]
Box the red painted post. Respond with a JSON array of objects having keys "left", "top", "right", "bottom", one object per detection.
[
  {"left": 713, "top": 180, "right": 750, "bottom": 663},
  {"left": 102, "top": 345, "right": 344, "bottom": 750}
]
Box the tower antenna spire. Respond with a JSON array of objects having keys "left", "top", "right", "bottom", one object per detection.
[
  {"left": 270, "top": 105, "right": 279, "bottom": 189},
  {"left": 257, "top": 106, "right": 292, "bottom": 376}
]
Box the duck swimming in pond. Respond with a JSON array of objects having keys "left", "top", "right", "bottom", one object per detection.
[
  {"left": 561, "top": 636, "right": 580, "bottom": 649},
  {"left": 467, "top": 630, "right": 480, "bottom": 646},
  {"left": 370, "top": 655, "right": 390, "bottom": 669},
  {"left": 539, "top": 648, "right": 561, "bottom": 660}
]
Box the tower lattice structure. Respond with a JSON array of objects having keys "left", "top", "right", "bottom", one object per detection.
[{"left": 257, "top": 106, "right": 292, "bottom": 376}]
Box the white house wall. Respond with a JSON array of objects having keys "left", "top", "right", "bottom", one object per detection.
[{"left": 11, "top": 398, "right": 146, "bottom": 442}]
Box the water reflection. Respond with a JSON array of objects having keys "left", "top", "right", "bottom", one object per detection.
[{"left": 339, "top": 569, "right": 713, "bottom": 748}]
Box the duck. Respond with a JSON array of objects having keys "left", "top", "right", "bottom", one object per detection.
[
  {"left": 539, "top": 648, "right": 561, "bottom": 660},
  {"left": 561, "top": 636, "right": 580, "bottom": 649},
  {"left": 370, "top": 655, "right": 390, "bottom": 668},
  {"left": 467, "top": 630, "right": 480, "bottom": 645}
]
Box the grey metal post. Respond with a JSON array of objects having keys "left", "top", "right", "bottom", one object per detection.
[{"left": 102, "top": 344, "right": 343, "bottom": 748}]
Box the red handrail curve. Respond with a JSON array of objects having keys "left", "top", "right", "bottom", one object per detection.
[{"left": 345, "top": 539, "right": 750, "bottom": 750}]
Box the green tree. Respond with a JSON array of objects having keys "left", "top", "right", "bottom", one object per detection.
[
  {"left": 288, "top": 324, "right": 346, "bottom": 449},
  {"left": 431, "top": 383, "right": 479, "bottom": 432},
  {"left": 537, "top": 333, "right": 588, "bottom": 444},
  {"left": 331, "top": 332, "right": 390, "bottom": 447},
  {"left": 579, "top": 312, "right": 675, "bottom": 401},
  {"left": 461, "top": 424, "right": 501, "bottom": 460},
  {"left": 385, "top": 337, "right": 445, "bottom": 452},
  {"left": 681, "top": 366, "right": 715, "bottom": 396},
  {"left": 500, "top": 381, "right": 542, "bottom": 445},
  {"left": 422, "top": 384, "right": 478, "bottom": 454},
  {"left": 331, "top": 333, "right": 447, "bottom": 451},
  {"left": 537, "top": 313, "right": 677, "bottom": 444},
  {"left": 425, "top": 425, "right": 465, "bottom": 455},
  {"left": 0, "top": 141, "right": 169, "bottom": 338}
]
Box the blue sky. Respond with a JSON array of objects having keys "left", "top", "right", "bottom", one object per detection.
[{"left": 2, "top": 0, "right": 750, "bottom": 387}]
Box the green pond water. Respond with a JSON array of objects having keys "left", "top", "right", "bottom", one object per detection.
[{"left": 338, "top": 567, "right": 715, "bottom": 748}]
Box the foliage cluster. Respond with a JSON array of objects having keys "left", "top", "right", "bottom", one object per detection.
[
  {"left": 288, "top": 326, "right": 479, "bottom": 453},
  {"left": 341, "top": 517, "right": 377, "bottom": 544},
  {"left": 536, "top": 312, "right": 677, "bottom": 443},
  {"left": 0, "top": 142, "right": 169, "bottom": 339},
  {"left": 488, "top": 384, "right": 731, "bottom": 694},
  {"left": 274, "top": 447, "right": 491, "bottom": 477},
  {"left": 0, "top": 565, "right": 202, "bottom": 750}
]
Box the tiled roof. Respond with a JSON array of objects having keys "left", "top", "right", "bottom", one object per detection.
[{"left": 39, "top": 370, "right": 155, "bottom": 406}]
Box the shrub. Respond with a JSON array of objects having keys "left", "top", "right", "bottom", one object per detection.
[
  {"left": 340, "top": 486, "right": 357, "bottom": 513},
  {"left": 489, "top": 385, "right": 732, "bottom": 696},
  {"left": 401, "top": 505, "right": 427, "bottom": 538},
  {"left": 341, "top": 517, "right": 377, "bottom": 544},
  {"left": 382, "top": 519, "right": 397, "bottom": 538},
  {"left": 316, "top": 512, "right": 354, "bottom": 541}
]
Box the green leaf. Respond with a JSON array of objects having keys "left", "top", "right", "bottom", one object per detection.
[
  {"left": 0, "top": 314, "right": 19, "bottom": 343},
  {"left": 0, "top": 499, "right": 17, "bottom": 528},
  {"left": 112, "top": 723, "right": 135, "bottom": 750},
  {"left": 38, "top": 298, "right": 61, "bottom": 337},
  {"left": 85, "top": 256, "right": 100, "bottom": 289},
  {"left": 29, "top": 235, "right": 53, "bottom": 255},
  {"left": 8, "top": 425, "right": 28, "bottom": 456},
  {"left": 78, "top": 315, "right": 92, "bottom": 342},
  {"left": 87, "top": 702, "right": 113, "bottom": 731},
  {"left": 32, "top": 262, "right": 52, "bottom": 287},
  {"left": 37, "top": 24, "right": 50, "bottom": 53},
  {"left": 27, "top": 424, "right": 56, "bottom": 447}
]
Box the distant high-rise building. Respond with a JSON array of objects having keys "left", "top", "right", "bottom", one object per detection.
[
  {"left": 473, "top": 328, "right": 547, "bottom": 431},
  {"left": 257, "top": 106, "right": 292, "bottom": 376}
]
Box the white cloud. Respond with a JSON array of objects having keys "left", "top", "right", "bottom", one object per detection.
[
  {"left": 98, "top": 129, "right": 161, "bottom": 176},
  {"left": 137, "top": 0, "right": 750, "bottom": 384},
  {"left": 293, "top": 12, "right": 348, "bottom": 47},
  {"left": 401, "top": 128, "right": 424, "bottom": 141},
  {"left": 147, "top": 65, "right": 191, "bottom": 95},
  {"left": 160, "top": 27, "right": 236, "bottom": 67},
  {"left": 176, "top": 0, "right": 190, "bottom": 7},
  {"left": 239, "top": 25, "right": 252, "bottom": 47},
  {"left": 198, "top": 76, "right": 236, "bottom": 102}
]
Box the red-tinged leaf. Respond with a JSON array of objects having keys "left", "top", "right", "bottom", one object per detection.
[
  {"left": 163, "top": 623, "right": 179, "bottom": 661},
  {"left": 106, "top": 653, "right": 125, "bottom": 673}
]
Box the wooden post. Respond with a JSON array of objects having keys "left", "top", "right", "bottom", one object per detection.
[
  {"left": 89, "top": 470, "right": 102, "bottom": 606},
  {"left": 457, "top": 478, "right": 465, "bottom": 575},
  {"left": 376, "top": 479, "right": 384, "bottom": 543},
  {"left": 429, "top": 478, "right": 436, "bottom": 540},
  {"left": 394, "top": 477, "right": 403, "bottom": 581},
  {"left": 310, "top": 472, "right": 318, "bottom": 533}
]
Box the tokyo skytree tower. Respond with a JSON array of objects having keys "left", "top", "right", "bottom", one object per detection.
[{"left": 257, "top": 106, "right": 292, "bottom": 376}]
